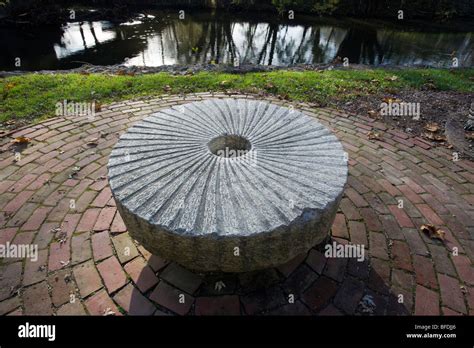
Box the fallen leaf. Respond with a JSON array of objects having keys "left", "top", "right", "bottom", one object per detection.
[
  {"left": 358, "top": 294, "right": 376, "bottom": 314},
  {"left": 265, "top": 83, "right": 275, "bottom": 89},
  {"left": 423, "top": 82, "right": 437, "bottom": 90},
  {"left": 86, "top": 138, "right": 99, "bottom": 147},
  {"left": 386, "top": 75, "right": 398, "bottom": 81},
  {"left": 424, "top": 122, "right": 440, "bottom": 133},
  {"left": 382, "top": 97, "right": 402, "bottom": 104},
  {"left": 94, "top": 102, "right": 102, "bottom": 112},
  {"left": 367, "top": 110, "right": 378, "bottom": 118},
  {"left": 422, "top": 132, "right": 446, "bottom": 142},
  {"left": 420, "top": 224, "right": 445, "bottom": 241},
  {"left": 214, "top": 281, "right": 226, "bottom": 292},
  {"left": 11, "top": 136, "right": 30, "bottom": 144},
  {"left": 59, "top": 260, "right": 70, "bottom": 268},
  {"left": 103, "top": 308, "right": 115, "bottom": 316},
  {"left": 367, "top": 131, "right": 381, "bottom": 141},
  {"left": 5, "top": 82, "right": 16, "bottom": 91},
  {"left": 50, "top": 227, "right": 61, "bottom": 234}
]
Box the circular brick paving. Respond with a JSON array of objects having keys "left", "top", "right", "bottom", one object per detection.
[{"left": 0, "top": 92, "right": 473, "bottom": 316}]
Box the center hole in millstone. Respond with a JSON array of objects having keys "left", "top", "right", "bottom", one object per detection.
[{"left": 208, "top": 134, "right": 252, "bottom": 158}]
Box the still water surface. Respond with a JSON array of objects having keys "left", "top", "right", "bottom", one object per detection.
[{"left": 1, "top": 10, "right": 473, "bottom": 70}]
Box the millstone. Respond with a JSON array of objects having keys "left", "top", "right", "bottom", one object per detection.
[{"left": 108, "top": 98, "right": 348, "bottom": 272}]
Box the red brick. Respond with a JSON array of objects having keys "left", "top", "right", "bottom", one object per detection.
[
  {"left": 438, "top": 274, "right": 467, "bottom": 314},
  {"left": 57, "top": 301, "right": 87, "bottom": 315},
  {"left": 150, "top": 281, "right": 194, "bottom": 315},
  {"left": 360, "top": 208, "right": 383, "bottom": 231},
  {"left": 331, "top": 213, "right": 349, "bottom": 239},
  {"left": 276, "top": 253, "right": 306, "bottom": 277},
  {"left": 0, "top": 296, "right": 21, "bottom": 315},
  {"left": 391, "top": 241, "right": 413, "bottom": 271},
  {"left": 388, "top": 205, "right": 414, "bottom": 228},
  {"left": 61, "top": 213, "right": 81, "bottom": 239},
  {"left": 75, "top": 191, "right": 98, "bottom": 212},
  {"left": 349, "top": 221, "right": 368, "bottom": 246},
  {"left": 21, "top": 206, "right": 51, "bottom": 231},
  {"left": 414, "top": 285, "right": 439, "bottom": 315},
  {"left": 23, "top": 249, "right": 48, "bottom": 286},
  {"left": 71, "top": 232, "right": 91, "bottom": 265},
  {"left": 23, "top": 281, "right": 53, "bottom": 315},
  {"left": 73, "top": 260, "right": 103, "bottom": 297},
  {"left": 8, "top": 174, "right": 37, "bottom": 192},
  {"left": 0, "top": 262, "right": 22, "bottom": 301},
  {"left": 97, "top": 256, "right": 128, "bottom": 293},
  {"left": 3, "top": 191, "right": 34, "bottom": 213},
  {"left": 416, "top": 204, "right": 444, "bottom": 226},
  {"left": 67, "top": 179, "right": 93, "bottom": 199},
  {"left": 377, "top": 178, "right": 402, "bottom": 196},
  {"left": 85, "top": 289, "right": 122, "bottom": 316},
  {"left": 413, "top": 255, "right": 438, "bottom": 289},
  {"left": 318, "top": 303, "right": 344, "bottom": 315},
  {"left": 323, "top": 256, "right": 348, "bottom": 282},
  {"left": 49, "top": 269, "right": 76, "bottom": 307},
  {"left": 369, "top": 231, "right": 389, "bottom": 260},
  {"left": 0, "top": 180, "right": 14, "bottom": 194},
  {"left": 452, "top": 255, "right": 474, "bottom": 286},
  {"left": 112, "top": 232, "right": 139, "bottom": 264},
  {"left": 26, "top": 173, "right": 51, "bottom": 190},
  {"left": 401, "top": 177, "right": 425, "bottom": 194},
  {"left": 77, "top": 208, "right": 100, "bottom": 232},
  {"left": 47, "top": 198, "right": 71, "bottom": 222},
  {"left": 48, "top": 242, "right": 70, "bottom": 272},
  {"left": 195, "top": 296, "right": 240, "bottom": 315},
  {"left": 339, "top": 198, "right": 362, "bottom": 220},
  {"left": 33, "top": 222, "right": 56, "bottom": 249},
  {"left": 345, "top": 188, "right": 368, "bottom": 207},
  {"left": 302, "top": 276, "right": 338, "bottom": 311},
  {"left": 91, "top": 187, "right": 112, "bottom": 208},
  {"left": 124, "top": 257, "right": 159, "bottom": 293},
  {"left": 398, "top": 185, "right": 424, "bottom": 204},
  {"left": 114, "top": 284, "right": 156, "bottom": 315},
  {"left": 110, "top": 212, "right": 127, "bottom": 233},
  {"left": 442, "top": 307, "right": 463, "bottom": 315},
  {"left": 333, "top": 277, "right": 365, "bottom": 314},
  {"left": 0, "top": 227, "right": 17, "bottom": 245},
  {"left": 93, "top": 207, "right": 116, "bottom": 231},
  {"left": 91, "top": 231, "right": 113, "bottom": 261}
]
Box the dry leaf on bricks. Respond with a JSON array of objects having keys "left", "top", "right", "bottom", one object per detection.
[
  {"left": 367, "top": 131, "right": 381, "bottom": 141},
  {"left": 424, "top": 122, "right": 440, "bottom": 132},
  {"left": 11, "top": 136, "right": 30, "bottom": 144},
  {"left": 420, "top": 224, "right": 446, "bottom": 241}
]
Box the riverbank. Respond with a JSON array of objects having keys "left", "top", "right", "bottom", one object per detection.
[
  {"left": 1, "top": 67, "right": 473, "bottom": 156},
  {"left": 1, "top": 0, "right": 474, "bottom": 23}
]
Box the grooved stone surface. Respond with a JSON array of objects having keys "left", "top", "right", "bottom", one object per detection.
[{"left": 108, "top": 98, "right": 348, "bottom": 272}]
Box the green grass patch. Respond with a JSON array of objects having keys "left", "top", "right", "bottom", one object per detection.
[{"left": 1, "top": 68, "right": 473, "bottom": 124}]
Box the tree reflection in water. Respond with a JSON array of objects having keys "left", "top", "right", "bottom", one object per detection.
[{"left": 1, "top": 10, "right": 472, "bottom": 70}]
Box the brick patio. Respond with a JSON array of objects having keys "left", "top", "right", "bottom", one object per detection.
[{"left": 0, "top": 93, "right": 473, "bottom": 316}]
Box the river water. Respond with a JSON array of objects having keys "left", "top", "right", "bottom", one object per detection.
[{"left": 1, "top": 10, "right": 473, "bottom": 71}]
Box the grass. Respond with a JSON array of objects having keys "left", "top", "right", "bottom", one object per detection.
[{"left": 1, "top": 68, "right": 473, "bottom": 124}]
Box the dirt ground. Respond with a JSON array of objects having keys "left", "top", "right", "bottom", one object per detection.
[{"left": 334, "top": 89, "right": 474, "bottom": 159}]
